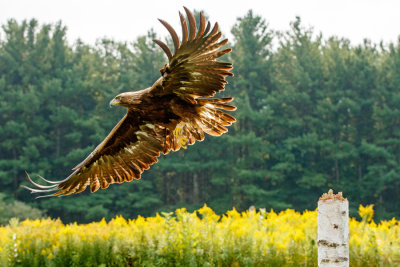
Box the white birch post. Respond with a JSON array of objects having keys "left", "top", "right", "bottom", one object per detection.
[{"left": 318, "top": 189, "right": 349, "bottom": 267}]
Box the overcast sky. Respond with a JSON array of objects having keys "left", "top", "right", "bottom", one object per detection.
[{"left": 1, "top": 0, "right": 400, "bottom": 46}]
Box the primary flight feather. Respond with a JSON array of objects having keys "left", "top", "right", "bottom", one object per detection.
[{"left": 23, "top": 7, "right": 236, "bottom": 197}]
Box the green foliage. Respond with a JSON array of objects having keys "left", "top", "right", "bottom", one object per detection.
[
  {"left": 0, "top": 194, "right": 45, "bottom": 225},
  {"left": 0, "top": 12, "right": 400, "bottom": 222}
]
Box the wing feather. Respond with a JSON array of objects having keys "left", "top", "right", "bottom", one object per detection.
[
  {"left": 152, "top": 8, "right": 233, "bottom": 100},
  {"left": 158, "top": 19, "right": 180, "bottom": 52},
  {"left": 23, "top": 111, "right": 172, "bottom": 197},
  {"left": 203, "top": 21, "right": 211, "bottom": 37},
  {"left": 179, "top": 12, "right": 188, "bottom": 44},
  {"left": 153, "top": 39, "right": 172, "bottom": 60},
  {"left": 183, "top": 7, "right": 196, "bottom": 41},
  {"left": 196, "top": 12, "right": 206, "bottom": 38}
]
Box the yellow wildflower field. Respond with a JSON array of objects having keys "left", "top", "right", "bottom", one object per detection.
[{"left": 0, "top": 204, "right": 398, "bottom": 266}]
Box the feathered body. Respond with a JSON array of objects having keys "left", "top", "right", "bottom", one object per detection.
[{"left": 23, "top": 7, "right": 236, "bottom": 197}]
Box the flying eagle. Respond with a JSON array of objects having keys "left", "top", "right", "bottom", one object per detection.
[{"left": 23, "top": 7, "right": 235, "bottom": 197}]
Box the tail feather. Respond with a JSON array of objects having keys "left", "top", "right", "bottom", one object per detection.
[
  {"left": 213, "top": 103, "right": 236, "bottom": 111},
  {"left": 197, "top": 117, "right": 228, "bottom": 136},
  {"left": 196, "top": 97, "right": 236, "bottom": 136},
  {"left": 197, "top": 97, "right": 233, "bottom": 104},
  {"left": 169, "top": 97, "right": 235, "bottom": 151}
]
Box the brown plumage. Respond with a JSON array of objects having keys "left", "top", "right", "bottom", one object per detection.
[{"left": 22, "top": 7, "right": 236, "bottom": 197}]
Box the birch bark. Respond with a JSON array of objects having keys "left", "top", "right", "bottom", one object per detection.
[{"left": 318, "top": 189, "right": 349, "bottom": 267}]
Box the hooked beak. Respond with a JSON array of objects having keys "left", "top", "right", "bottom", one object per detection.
[{"left": 109, "top": 98, "right": 120, "bottom": 107}]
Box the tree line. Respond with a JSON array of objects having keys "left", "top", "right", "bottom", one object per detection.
[{"left": 1, "top": 11, "right": 400, "bottom": 223}]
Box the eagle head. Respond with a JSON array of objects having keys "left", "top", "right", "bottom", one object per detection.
[{"left": 109, "top": 90, "right": 147, "bottom": 108}]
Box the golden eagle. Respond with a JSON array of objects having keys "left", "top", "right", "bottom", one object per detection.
[{"left": 23, "top": 7, "right": 235, "bottom": 197}]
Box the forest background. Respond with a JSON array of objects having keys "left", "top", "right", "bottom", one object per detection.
[{"left": 1, "top": 10, "right": 400, "bottom": 224}]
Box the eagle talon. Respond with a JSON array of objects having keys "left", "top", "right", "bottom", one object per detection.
[{"left": 174, "top": 122, "right": 189, "bottom": 149}]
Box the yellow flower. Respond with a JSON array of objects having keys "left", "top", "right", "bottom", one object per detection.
[
  {"left": 359, "top": 204, "right": 374, "bottom": 222},
  {"left": 0, "top": 204, "right": 399, "bottom": 265},
  {"left": 110, "top": 215, "right": 128, "bottom": 227}
]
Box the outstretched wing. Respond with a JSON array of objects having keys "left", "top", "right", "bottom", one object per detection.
[
  {"left": 23, "top": 111, "right": 170, "bottom": 197},
  {"left": 152, "top": 7, "right": 233, "bottom": 103},
  {"left": 151, "top": 8, "right": 236, "bottom": 146}
]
